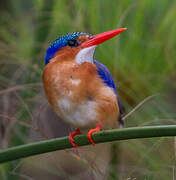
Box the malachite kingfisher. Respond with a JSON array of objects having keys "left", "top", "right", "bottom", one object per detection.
[{"left": 43, "top": 28, "right": 127, "bottom": 147}]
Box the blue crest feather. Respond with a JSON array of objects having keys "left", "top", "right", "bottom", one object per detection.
[{"left": 44, "top": 32, "right": 89, "bottom": 65}]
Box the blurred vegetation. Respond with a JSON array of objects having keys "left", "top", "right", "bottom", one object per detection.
[{"left": 0, "top": 0, "right": 176, "bottom": 179}]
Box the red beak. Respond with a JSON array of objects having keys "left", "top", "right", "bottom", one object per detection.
[{"left": 81, "top": 28, "right": 127, "bottom": 48}]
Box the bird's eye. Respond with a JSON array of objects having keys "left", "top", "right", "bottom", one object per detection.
[{"left": 67, "top": 39, "right": 80, "bottom": 47}]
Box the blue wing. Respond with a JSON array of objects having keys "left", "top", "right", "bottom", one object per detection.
[{"left": 94, "top": 60, "right": 122, "bottom": 114}]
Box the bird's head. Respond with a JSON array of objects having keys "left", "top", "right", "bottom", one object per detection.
[{"left": 44, "top": 28, "right": 127, "bottom": 65}]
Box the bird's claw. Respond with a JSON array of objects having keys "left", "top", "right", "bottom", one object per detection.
[
  {"left": 69, "top": 129, "right": 81, "bottom": 148},
  {"left": 87, "top": 123, "right": 103, "bottom": 145}
]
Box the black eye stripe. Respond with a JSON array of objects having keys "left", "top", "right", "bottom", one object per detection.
[{"left": 67, "top": 39, "right": 80, "bottom": 47}]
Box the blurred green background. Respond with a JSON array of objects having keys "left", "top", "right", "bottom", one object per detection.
[{"left": 0, "top": 0, "right": 176, "bottom": 179}]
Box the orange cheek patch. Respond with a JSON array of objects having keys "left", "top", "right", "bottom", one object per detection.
[{"left": 50, "top": 46, "right": 81, "bottom": 63}]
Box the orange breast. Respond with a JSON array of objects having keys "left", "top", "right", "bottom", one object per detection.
[{"left": 43, "top": 59, "right": 120, "bottom": 129}]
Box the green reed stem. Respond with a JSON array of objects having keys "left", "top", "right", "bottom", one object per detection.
[{"left": 0, "top": 125, "right": 176, "bottom": 164}]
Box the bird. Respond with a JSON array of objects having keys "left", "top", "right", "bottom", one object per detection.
[{"left": 42, "top": 28, "right": 126, "bottom": 147}]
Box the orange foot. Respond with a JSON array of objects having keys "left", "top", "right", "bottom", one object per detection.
[
  {"left": 87, "top": 123, "right": 103, "bottom": 145},
  {"left": 69, "top": 129, "right": 81, "bottom": 147}
]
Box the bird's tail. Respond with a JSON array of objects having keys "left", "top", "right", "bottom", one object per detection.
[{"left": 118, "top": 115, "right": 124, "bottom": 128}]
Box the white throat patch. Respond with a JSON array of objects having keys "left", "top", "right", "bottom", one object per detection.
[{"left": 74, "top": 45, "right": 96, "bottom": 64}]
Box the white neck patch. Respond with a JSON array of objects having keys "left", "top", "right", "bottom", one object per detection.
[{"left": 74, "top": 45, "right": 96, "bottom": 64}]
